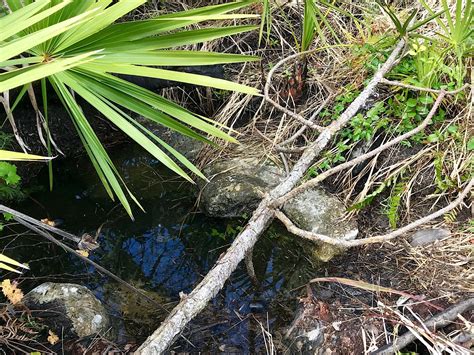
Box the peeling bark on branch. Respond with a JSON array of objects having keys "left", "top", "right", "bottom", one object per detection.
[
  {"left": 276, "top": 177, "right": 473, "bottom": 247},
  {"left": 137, "top": 39, "right": 406, "bottom": 354}
]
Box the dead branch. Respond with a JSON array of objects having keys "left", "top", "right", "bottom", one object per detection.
[
  {"left": 276, "top": 177, "right": 473, "bottom": 247},
  {"left": 373, "top": 298, "right": 474, "bottom": 355},
  {"left": 137, "top": 39, "right": 406, "bottom": 354}
]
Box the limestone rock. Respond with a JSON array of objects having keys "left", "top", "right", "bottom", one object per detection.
[
  {"left": 199, "top": 155, "right": 358, "bottom": 261},
  {"left": 199, "top": 157, "right": 284, "bottom": 218},
  {"left": 283, "top": 189, "right": 358, "bottom": 262},
  {"left": 410, "top": 228, "right": 450, "bottom": 247},
  {"left": 24, "top": 283, "right": 109, "bottom": 339}
]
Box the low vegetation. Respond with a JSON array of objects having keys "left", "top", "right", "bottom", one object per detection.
[{"left": 0, "top": 0, "right": 472, "bottom": 353}]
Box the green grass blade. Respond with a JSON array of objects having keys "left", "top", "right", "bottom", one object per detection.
[
  {"left": 0, "top": 0, "right": 50, "bottom": 31},
  {"left": 72, "top": 25, "right": 257, "bottom": 53},
  {"left": 54, "top": 0, "right": 146, "bottom": 53},
  {"left": 51, "top": 76, "right": 138, "bottom": 218},
  {"left": 75, "top": 70, "right": 234, "bottom": 142},
  {"left": 41, "top": 78, "right": 53, "bottom": 191},
  {"left": 0, "top": 0, "right": 72, "bottom": 42},
  {"left": 58, "top": 72, "right": 195, "bottom": 183}
]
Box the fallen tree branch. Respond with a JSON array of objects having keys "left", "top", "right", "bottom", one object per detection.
[
  {"left": 137, "top": 39, "right": 406, "bottom": 354},
  {"left": 275, "top": 177, "right": 473, "bottom": 247},
  {"left": 373, "top": 298, "right": 474, "bottom": 355}
]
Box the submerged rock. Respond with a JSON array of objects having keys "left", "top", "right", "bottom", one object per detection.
[
  {"left": 23, "top": 283, "right": 109, "bottom": 339},
  {"left": 199, "top": 157, "right": 284, "bottom": 218},
  {"left": 199, "top": 155, "right": 358, "bottom": 261},
  {"left": 410, "top": 228, "right": 451, "bottom": 247},
  {"left": 282, "top": 189, "right": 359, "bottom": 262}
]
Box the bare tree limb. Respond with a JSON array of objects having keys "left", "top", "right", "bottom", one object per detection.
[
  {"left": 137, "top": 39, "right": 406, "bottom": 354},
  {"left": 373, "top": 298, "right": 474, "bottom": 355},
  {"left": 275, "top": 177, "right": 473, "bottom": 247}
]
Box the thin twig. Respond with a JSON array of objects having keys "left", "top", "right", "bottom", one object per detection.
[
  {"left": 380, "top": 78, "right": 471, "bottom": 94},
  {"left": 275, "top": 178, "right": 473, "bottom": 247},
  {"left": 273, "top": 84, "right": 469, "bottom": 206},
  {"left": 373, "top": 298, "right": 474, "bottom": 355},
  {"left": 13, "top": 217, "right": 170, "bottom": 313},
  {"left": 0, "top": 205, "right": 81, "bottom": 244}
]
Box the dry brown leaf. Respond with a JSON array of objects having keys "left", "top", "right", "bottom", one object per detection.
[
  {"left": 47, "top": 330, "right": 59, "bottom": 345},
  {"left": 76, "top": 250, "right": 89, "bottom": 258},
  {"left": 41, "top": 218, "right": 56, "bottom": 226},
  {"left": 1, "top": 279, "right": 24, "bottom": 304}
]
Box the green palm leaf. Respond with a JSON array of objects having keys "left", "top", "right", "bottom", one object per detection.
[{"left": 1, "top": 0, "right": 259, "bottom": 218}]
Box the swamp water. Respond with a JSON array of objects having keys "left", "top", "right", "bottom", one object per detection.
[{"left": 7, "top": 145, "right": 322, "bottom": 352}]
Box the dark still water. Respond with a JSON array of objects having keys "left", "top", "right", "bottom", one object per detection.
[{"left": 3, "top": 145, "right": 320, "bottom": 352}]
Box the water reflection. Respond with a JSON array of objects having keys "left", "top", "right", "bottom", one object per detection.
[{"left": 5, "top": 145, "right": 319, "bottom": 351}]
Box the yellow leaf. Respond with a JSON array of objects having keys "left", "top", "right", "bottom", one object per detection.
[
  {"left": 0, "top": 149, "right": 50, "bottom": 161},
  {"left": 47, "top": 330, "right": 59, "bottom": 345},
  {"left": 0, "top": 279, "right": 24, "bottom": 304},
  {"left": 76, "top": 250, "right": 89, "bottom": 258}
]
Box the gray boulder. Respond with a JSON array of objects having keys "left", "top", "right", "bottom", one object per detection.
[
  {"left": 24, "top": 283, "right": 109, "bottom": 338},
  {"left": 410, "top": 228, "right": 451, "bottom": 247},
  {"left": 199, "top": 157, "right": 284, "bottom": 218},
  {"left": 283, "top": 189, "right": 358, "bottom": 262},
  {"left": 199, "top": 156, "right": 358, "bottom": 261}
]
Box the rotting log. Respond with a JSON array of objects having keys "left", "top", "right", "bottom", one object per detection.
[{"left": 137, "top": 39, "right": 406, "bottom": 354}]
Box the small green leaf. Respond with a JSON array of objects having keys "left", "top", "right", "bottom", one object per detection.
[
  {"left": 3, "top": 213, "right": 13, "bottom": 221},
  {"left": 406, "top": 98, "right": 418, "bottom": 107},
  {"left": 427, "top": 133, "right": 439, "bottom": 143},
  {"left": 467, "top": 137, "right": 474, "bottom": 151},
  {"left": 418, "top": 95, "right": 434, "bottom": 104},
  {"left": 446, "top": 125, "right": 458, "bottom": 134}
]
